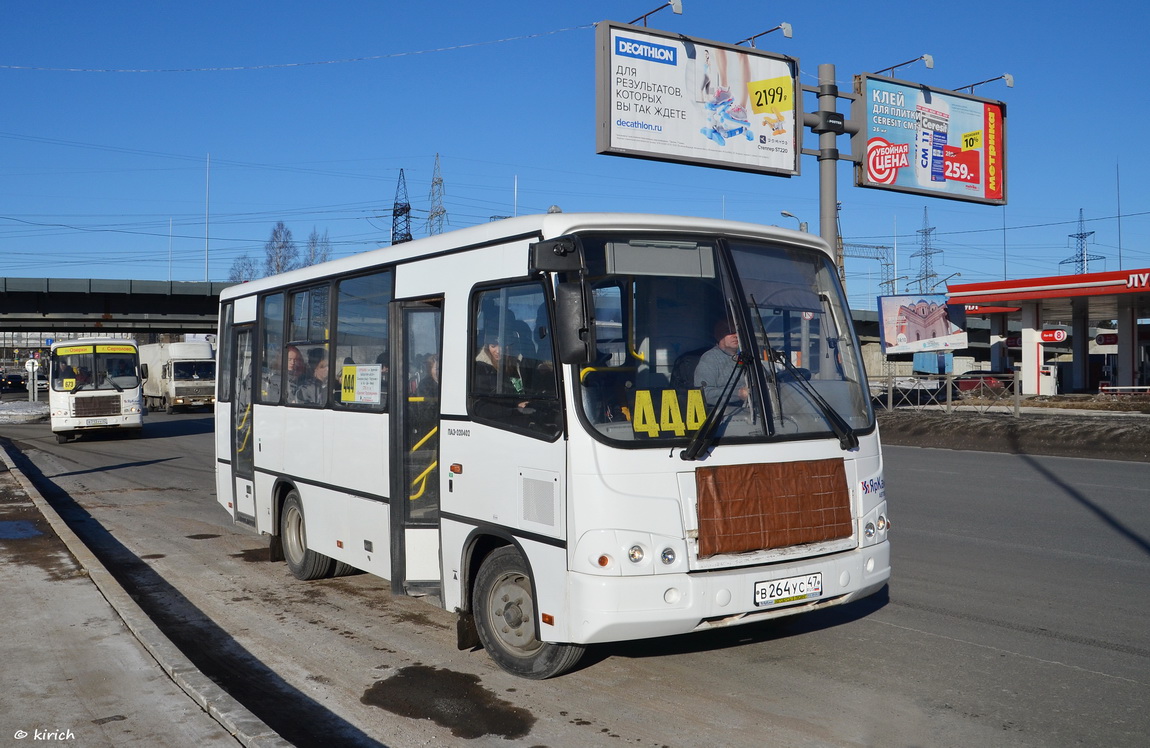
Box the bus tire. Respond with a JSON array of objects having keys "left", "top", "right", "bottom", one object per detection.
[
  {"left": 55, "top": 433, "right": 69, "bottom": 444},
  {"left": 280, "top": 489, "right": 335, "bottom": 581},
  {"left": 472, "top": 546, "right": 584, "bottom": 679}
]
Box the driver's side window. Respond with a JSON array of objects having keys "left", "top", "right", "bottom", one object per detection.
[{"left": 468, "top": 282, "right": 561, "bottom": 440}]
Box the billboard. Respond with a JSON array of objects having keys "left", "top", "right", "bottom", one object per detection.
[
  {"left": 853, "top": 74, "right": 1006, "bottom": 205},
  {"left": 596, "top": 21, "right": 800, "bottom": 177},
  {"left": 878, "top": 294, "right": 968, "bottom": 353}
]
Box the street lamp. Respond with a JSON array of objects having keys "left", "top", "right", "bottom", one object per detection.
[
  {"left": 630, "top": 0, "right": 683, "bottom": 26},
  {"left": 780, "top": 211, "right": 808, "bottom": 233},
  {"left": 872, "top": 54, "right": 934, "bottom": 78},
  {"left": 930, "top": 272, "right": 961, "bottom": 292},
  {"left": 954, "top": 74, "right": 1014, "bottom": 94},
  {"left": 734, "top": 23, "right": 793, "bottom": 46}
]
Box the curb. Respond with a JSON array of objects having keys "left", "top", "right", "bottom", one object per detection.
[{"left": 0, "top": 445, "right": 291, "bottom": 748}]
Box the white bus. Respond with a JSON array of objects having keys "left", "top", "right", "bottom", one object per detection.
[
  {"left": 214, "top": 212, "right": 890, "bottom": 678},
  {"left": 49, "top": 337, "right": 145, "bottom": 443}
]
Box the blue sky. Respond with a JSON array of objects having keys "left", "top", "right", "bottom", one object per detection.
[{"left": 2, "top": 1, "right": 1146, "bottom": 312}]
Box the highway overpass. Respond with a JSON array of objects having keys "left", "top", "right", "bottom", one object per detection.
[{"left": 0, "top": 278, "right": 232, "bottom": 336}]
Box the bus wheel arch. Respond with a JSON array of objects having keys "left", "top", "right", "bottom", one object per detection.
[
  {"left": 471, "top": 543, "right": 584, "bottom": 679},
  {"left": 278, "top": 485, "right": 335, "bottom": 581}
]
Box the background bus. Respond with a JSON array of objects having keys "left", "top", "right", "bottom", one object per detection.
[
  {"left": 214, "top": 212, "right": 890, "bottom": 678},
  {"left": 49, "top": 337, "right": 145, "bottom": 443}
]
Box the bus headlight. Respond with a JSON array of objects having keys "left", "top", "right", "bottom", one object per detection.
[
  {"left": 660, "top": 547, "right": 676, "bottom": 565},
  {"left": 864, "top": 522, "right": 876, "bottom": 539},
  {"left": 627, "top": 545, "right": 644, "bottom": 563}
]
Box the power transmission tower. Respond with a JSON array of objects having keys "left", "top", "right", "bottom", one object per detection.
[
  {"left": 392, "top": 169, "right": 413, "bottom": 245},
  {"left": 843, "top": 243, "right": 895, "bottom": 294},
  {"left": 427, "top": 154, "right": 447, "bottom": 236},
  {"left": 909, "top": 207, "right": 940, "bottom": 294},
  {"left": 1058, "top": 208, "right": 1102, "bottom": 274}
]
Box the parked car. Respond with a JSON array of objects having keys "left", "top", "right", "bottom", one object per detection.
[
  {"left": 2, "top": 373, "right": 28, "bottom": 392},
  {"left": 953, "top": 370, "right": 1013, "bottom": 392},
  {"left": 36, "top": 373, "right": 48, "bottom": 392}
]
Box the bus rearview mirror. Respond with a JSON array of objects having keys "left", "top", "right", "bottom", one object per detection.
[{"left": 554, "top": 282, "right": 594, "bottom": 365}]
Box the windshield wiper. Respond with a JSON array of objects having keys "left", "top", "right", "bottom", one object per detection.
[
  {"left": 104, "top": 374, "right": 124, "bottom": 393},
  {"left": 748, "top": 293, "right": 856, "bottom": 451},
  {"left": 771, "top": 351, "right": 859, "bottom": 451},
  {"left": 680, "top": 352, "right": 748, "bottom": 461}
]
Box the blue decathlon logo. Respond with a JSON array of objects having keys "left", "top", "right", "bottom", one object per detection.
[{"left": 615, "top": 36, "right": 677, "bottom": 65}]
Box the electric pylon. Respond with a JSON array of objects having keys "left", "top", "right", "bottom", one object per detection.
[
  {"left": 427, "top": 154, "right": 446, "bottom": 236},
  {"left": 909, "top": 207, "right": 940, "bottom": 294},
  {"left": 1058, "top": 209, "right": 1102, "bottom": 274},
  {"left": 392, "top": 169, "right": 413, "bottom": 245}
]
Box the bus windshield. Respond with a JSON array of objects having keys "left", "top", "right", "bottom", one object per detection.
[
  {"left": 52, "top": 344, "right": 141, "bottom": 392},
  {"left": 572, "top": 234, "right": 872, "bottom": 445}
]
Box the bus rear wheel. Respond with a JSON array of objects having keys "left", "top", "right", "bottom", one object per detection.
[
  {"left": 280, "top": 489, "right": 335, "bottom": 581},
  {"left": 472, "top": 546, "right": 584, "bottom": 679}
]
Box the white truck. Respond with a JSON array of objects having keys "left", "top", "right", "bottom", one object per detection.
[{"left": 140, "top": 341, "right": 216, "bottom": 414}]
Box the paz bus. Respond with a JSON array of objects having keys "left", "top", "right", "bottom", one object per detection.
[
  {"left": 214, "top": 212, "right": 890, "bottom": 678},
  {"left": 49, "top": 337, "right": 145, "bottom": 443}
]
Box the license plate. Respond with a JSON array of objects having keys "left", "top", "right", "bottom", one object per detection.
[
  {"left": 85, "top": 418, "right": 108, "bottom": 426},
  {"left": 754, "top": 572, "right": 822, "bottom": 607}
]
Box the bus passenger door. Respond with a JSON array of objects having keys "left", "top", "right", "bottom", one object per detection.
[
  {"left": 230, "top": 326, "right": 257, "bottom": 526},
  {"left": 390, "top": 300, "right": 443, "bottom": 595}
]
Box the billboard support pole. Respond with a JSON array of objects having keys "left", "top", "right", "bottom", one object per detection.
[
  {"left": 816, "top": 64, "right": 842, "bottom": 279},
  {"left": 802, "top": 63, "right": 856, "bottom": 284}
]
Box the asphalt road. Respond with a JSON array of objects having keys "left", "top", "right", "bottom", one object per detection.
[{"left": 2, "top": 412, "right": 1147, "bottom": 747}]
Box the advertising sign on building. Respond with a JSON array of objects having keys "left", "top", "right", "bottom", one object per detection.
[
  {"left": 596, "top": 21, "right": 800, "bottom": 177},
  {"left": 878, "top": 293, "right": 968, "bottom": 353},
  {"left": 853, "top": 74, "right": 1006, "bottom": 205}
]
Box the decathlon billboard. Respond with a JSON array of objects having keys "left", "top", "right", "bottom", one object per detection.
[
  {"left": 853, "top": 74, "right": 1006, "bottom": 205},
  {"left": 596, "top": 21, "right": 800, "bottom": 177}
]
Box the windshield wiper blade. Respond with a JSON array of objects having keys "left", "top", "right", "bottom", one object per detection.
[{"left": 772, "top": 351, "right": 859, "bottom": 450}]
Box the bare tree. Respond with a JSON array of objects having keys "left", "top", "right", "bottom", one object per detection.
[
  {"left": 264, "top": 221, "right": 298, "bottom": 276},
  {"left": 228, "top": 254, "right": 259, "bottom": 283},
  {"left": 303, "top": 227, "right": 333, "bottom": 267}
]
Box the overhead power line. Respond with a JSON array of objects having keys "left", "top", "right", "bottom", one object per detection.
[{"left": 0, "top": 26, "right": 595, "bottom": 73}]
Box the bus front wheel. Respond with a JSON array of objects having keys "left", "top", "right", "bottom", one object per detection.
[
  {"left": 472, "top": 546, "right": 584, "bottom": 679},
  {"left": 280, "top": 490, "right": 335, "bottom": 581}
]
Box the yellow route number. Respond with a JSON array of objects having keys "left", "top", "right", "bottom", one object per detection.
[{"left": 632, "top": 389, "right": 707, "bottom": 437}]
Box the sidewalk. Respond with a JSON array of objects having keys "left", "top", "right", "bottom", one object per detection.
[{"left": 0, "top": 444, "right": 287, "bottom": 747}]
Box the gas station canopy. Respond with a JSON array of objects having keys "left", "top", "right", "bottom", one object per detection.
[{"left": 947, "top": 267, "right": 1150, "bottom": 394}]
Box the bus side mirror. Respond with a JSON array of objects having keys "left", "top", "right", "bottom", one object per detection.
[
  {"left": 554, "top": 282, "right": 595, "bottom": 365},
  {"left": 140, "top": 363, "right": 149, "bottom": 380}
]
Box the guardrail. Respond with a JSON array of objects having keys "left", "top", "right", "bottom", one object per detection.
[{"left": 870, "top": 372, "right": 1022, "bottom": 416}]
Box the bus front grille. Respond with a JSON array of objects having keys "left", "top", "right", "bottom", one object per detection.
[
  {"left": 74, "top": 395, "right": 121, "bottom": 418},
  {"left": 695, "top": 459, "right": 853, "bottom": 558}
]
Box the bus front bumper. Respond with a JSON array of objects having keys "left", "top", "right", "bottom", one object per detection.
[{"left": 564, "top": 541, "right": 890, "bottom": 645}]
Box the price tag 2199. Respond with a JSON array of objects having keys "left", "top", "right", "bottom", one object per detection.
[{"left": 747, "top": 75, "right": 793, "bottom": 116}]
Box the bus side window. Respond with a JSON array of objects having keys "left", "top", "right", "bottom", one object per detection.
[
  {"left": 468, "top": 282, "right": 561, "bottom": 440},
  {"left": 333, "top": 269, "right": 392, "bottom": 411}
]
